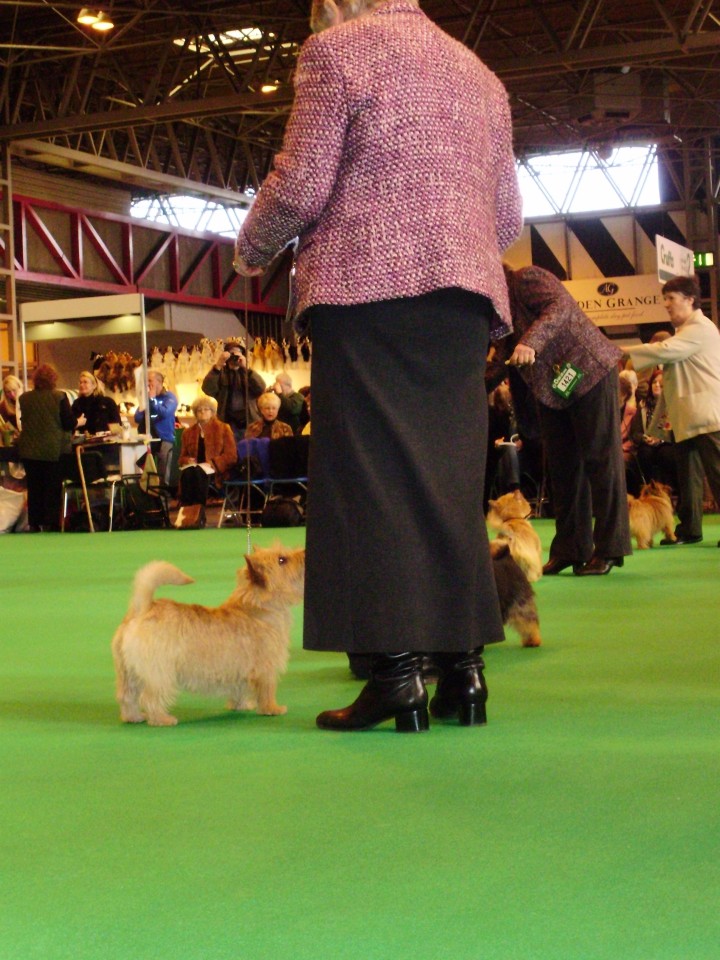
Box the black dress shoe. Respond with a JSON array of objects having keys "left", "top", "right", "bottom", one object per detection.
[
  {"left": 542, "top": 557, "right": 585, "bottom": 576},
  {"left": 317, "top": 653, "right": 429, "bottom": 732},
  {"left": 574, "top": 556, "right": 624, "bottom": 576},
  {"left": 660, "top": 535, "right": 702, "bottom": 545}
]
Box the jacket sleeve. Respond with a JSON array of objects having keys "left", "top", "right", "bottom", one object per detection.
[
  {"left": 235, "top": 36, "right": 349, "bottom": 267},
  {"left": 248, "top": 370, "right": 266, "bottom": 399},
  {"left": 152, "top": 392, "right": 177, "bottom": 427},
  {"left": 211, "top": 423, "right": 239, "bottom": 477},
  {"left": 59, "top": 394, "right": 75, "bottom": 431},
  {"left": 104, "top": 397, "right": 121, "bottom": 425},
  {"left": 201, "top": 367, "right": 222, "bottom": 398},
  {"left": 625, "top": 326, "right": 703, "bottom": 370},
  {"left": 647, "top": 394, "right": 669, "bottom": 440},
  {"left": 513, "top": 269, "right": 570, "bottom": 354},
  {"left": 489, "top": 84, "right": 523, "bottom": 254}
]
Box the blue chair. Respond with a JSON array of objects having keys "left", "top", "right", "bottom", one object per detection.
[{"left": 217, "top": 437, "right": 272, "bottom": 527}]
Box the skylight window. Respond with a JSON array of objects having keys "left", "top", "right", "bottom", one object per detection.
[{"left": 173, "top": 28, "right": 271, "bottom": 54}]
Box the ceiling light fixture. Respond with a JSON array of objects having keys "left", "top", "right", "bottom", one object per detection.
[{"left": 77, "top": 9, "right": 115, "bottom": 32}]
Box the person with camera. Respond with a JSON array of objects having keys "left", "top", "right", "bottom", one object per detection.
[
  {"left": 273, "top": 372, "right": 306, "bottom": 434},
  {"left": 202, "top": 342, "right": 265, "bottom": 442}
]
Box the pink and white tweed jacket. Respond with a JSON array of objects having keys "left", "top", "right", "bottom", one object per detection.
[{"left": 235, "top": 0, "right": 523, "bottom": 339}]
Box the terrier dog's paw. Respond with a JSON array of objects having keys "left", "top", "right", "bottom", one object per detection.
[
  {"left": 120, "top": 710, "right": 146, "bottom": 723},
  {"left": 146, "top": 714, "right": 179, "bottom": 726},
  {"left": 227, "top": 698, "right": 257, "bottom": 712},
  {"left": 259, "top": 704, "right": 287, "bottom": 716},
  {"left": 521, "top": 636, "right": 542, "bottom": 647}
]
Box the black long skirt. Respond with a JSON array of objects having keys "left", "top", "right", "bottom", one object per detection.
[{"left": 303, "top": 288, "right": 505, "bottom": 654}]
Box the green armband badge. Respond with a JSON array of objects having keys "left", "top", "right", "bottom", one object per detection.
[{"left": 552, "top": 362, "right": 584, "bottom": 399}]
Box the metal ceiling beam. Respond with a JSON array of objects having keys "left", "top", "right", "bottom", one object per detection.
[
  {"left": 3, "top": 25, "right": 719, "bottom": 144},
  {"left": 0, "top": 88, "right": 292, "bottom": 141},
  {"left": 10, "top": 139, "right": 252, "bottom": 205},
  {"left": 498, "top": 28, "right": 720, "bottom": 80}
]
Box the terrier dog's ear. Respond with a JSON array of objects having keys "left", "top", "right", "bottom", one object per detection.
[
  {"left": 512, "top": 489, "right": 523, "bottom": 500},
  {"left": 244, "top": 554, "right": 268, "bottom": 589}
]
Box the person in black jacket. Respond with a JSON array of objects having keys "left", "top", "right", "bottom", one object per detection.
[
  {"left": 18, "top": 364, "right": 75, "bottom": 530},
  {"left": 71, "top": 371, "right": 121, "bottom": 434},
  {"left": 201, "top": 342, "right": 265, "bottom": 441}
]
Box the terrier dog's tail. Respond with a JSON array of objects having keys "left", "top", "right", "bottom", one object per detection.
[{"left": 128, "top": 561, "right": 194, "bottom": 617}]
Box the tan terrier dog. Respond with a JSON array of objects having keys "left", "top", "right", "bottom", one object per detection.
[
  {"left": 490, "top": 540, "right": 542, "bottom": 647},
  {"left": 487, "top": 490, "right": 543, "bottom": 582},
  {"left": 628, "top": 481, "right": 676, "bottom": 549},
  {"left": 112, "top": 545, "right": 305, "bottom": 726}
]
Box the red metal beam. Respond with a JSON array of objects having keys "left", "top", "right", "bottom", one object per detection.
[
  {"left": 81, "top": 214, "right": 131, "bottom": 285},
  {"left": 11, "top": 193, "right": 289, "bottom": 316}
]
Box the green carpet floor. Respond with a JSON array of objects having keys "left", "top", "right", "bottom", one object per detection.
[{"left": 1, "top": 521, "right": 718, "bottom": 960}]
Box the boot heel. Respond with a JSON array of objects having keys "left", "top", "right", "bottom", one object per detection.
[
  {"left": 395, "top": 708, "right": 430, "bottom": 733},
  {"left": 458, "top": 701, "right": 487, "bottom": 726}
]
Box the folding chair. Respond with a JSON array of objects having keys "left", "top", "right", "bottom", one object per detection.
[
  {"left": 266, "top": 435, "right": 309, "bottom": 502},
  {"left": 218, "top": 437, "right": 271, "bottom": 527},
  {"left": 61, "top": 447, "right": 123, "bottom": 532},
  {"left": 121, "top": 473, "right": 171, "bottom": 529}
]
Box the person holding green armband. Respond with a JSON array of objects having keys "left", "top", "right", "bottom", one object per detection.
[{"left": 486, "top": 265, "right": 632, "bottom": 576}]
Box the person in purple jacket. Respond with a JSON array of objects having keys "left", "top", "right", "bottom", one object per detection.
[
  {"left": 234, "top": 0, "right": 523, "bottom": 733},
  {"left": 487, "top": 265, "right": 632, "bottom": 576}
]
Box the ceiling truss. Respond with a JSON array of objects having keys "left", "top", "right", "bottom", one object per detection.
[{"left": 0, "top": 1, "right": 717, "bottom": 202}]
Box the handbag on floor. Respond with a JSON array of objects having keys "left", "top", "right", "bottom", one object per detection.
[
  {"left": 174, "top": 504, "right": 205, "bottom": 529},
  {"left": 261, "top": 496, "right": 304, "bottom": 527}
]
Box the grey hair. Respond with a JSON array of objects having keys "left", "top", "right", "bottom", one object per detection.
[
  {"left": 310, "top": 0, "right": 418, "bottom": 33},
  {"left": 191, "top": 394, "right": 218, "bottom": 416}
]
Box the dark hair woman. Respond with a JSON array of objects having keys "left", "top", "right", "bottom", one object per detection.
[{"left": 18, "top": 364, "right": 75, "bottom": 531}]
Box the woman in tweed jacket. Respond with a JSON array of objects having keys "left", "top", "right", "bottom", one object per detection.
[
  {"left": 234, "top": 0, "right": 523, "bottom": 733},
  {"left": 487, "top": 265, "right": 632, "bottom": 575}
]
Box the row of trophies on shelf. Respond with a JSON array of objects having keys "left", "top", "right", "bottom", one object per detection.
[{"left": 91, "top": 335, "right": 312, "bottom": 397}]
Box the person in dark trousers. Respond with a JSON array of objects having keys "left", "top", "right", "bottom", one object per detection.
[
  {"left": 487, "top": 265, "right": 632, "bottom": 576},
  {"left": 234, "top": 0, "right": 523, "bottom": 733},
  {"left": 624, "top": 275, "right": 720, "bottom": 547},
  {"left": 18, "top": 364, "right": 75, "bottom": 531}
]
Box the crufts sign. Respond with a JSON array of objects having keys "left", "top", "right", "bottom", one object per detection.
[{"left": 656, "top": 235, "right": 695, "bottom": 283}]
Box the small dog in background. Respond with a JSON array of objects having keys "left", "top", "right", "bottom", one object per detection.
[
  {"left": 112, "top": 545, "right": 305, "bottom": 726},
  {"left": 490, "top": 540, "right": 542, "bottom": 647},
  {"left": 487, "top": 490, "right": 543, "bottom": 582},
  {"left": 627, "top": 481, "right": 676, "bottom": 549},
  {"left": 487, "top": 489, "right": 532, "bottom": 524}
]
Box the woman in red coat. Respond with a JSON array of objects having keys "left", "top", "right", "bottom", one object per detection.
[{"left": 178, "top": 396, "right": 237, "bottom": 507}]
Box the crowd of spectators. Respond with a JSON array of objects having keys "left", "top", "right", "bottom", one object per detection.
[
  {"left": 1, "top": 353, "right": 310, "bottom": 532},
  {"left": 3, "top": 274, "right": 718, "bottom": 541}
]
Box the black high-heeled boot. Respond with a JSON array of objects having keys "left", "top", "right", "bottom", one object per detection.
[
  {"left": 429, "top": 648, "right": 487, "bottom": 726},
  {"left": 316, "top": 653, "right": 429, "bottom": 732}
]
